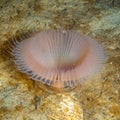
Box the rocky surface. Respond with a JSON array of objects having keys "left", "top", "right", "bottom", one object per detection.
[{"left": 0, "top": 0, "right": 120, "bottom": 120}]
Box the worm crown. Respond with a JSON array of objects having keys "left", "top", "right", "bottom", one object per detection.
[{"left": 11, "top": 30, "right": 106, "bottom": 92}]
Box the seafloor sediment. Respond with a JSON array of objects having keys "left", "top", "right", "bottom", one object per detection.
[{"left": 0, "top": 0, "right": 120, "bottom": 120}]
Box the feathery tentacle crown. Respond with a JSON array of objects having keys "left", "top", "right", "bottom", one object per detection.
[{"left": 12, "top": 30, "right": 106, "bottom": 91}]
